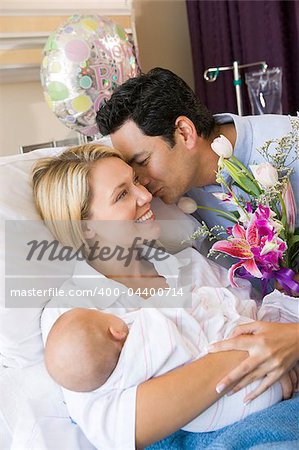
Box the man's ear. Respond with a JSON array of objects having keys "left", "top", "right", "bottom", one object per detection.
[{"left": 175, "top": 116, "right": 198, "bottom": 149}]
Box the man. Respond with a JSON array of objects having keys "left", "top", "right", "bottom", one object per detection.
[
  {"left": 96, "top": 67, "right": 298, "bottom": 230},
  {"left": 95, "top": 68, "right": 299, "bottom": 438}
]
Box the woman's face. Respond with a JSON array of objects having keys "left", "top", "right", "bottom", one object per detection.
[
  {"left": 88, "top": 157, "right": 154, "bottom": 221},
  {"left": 87, "top": 157, "right": 159, "bottom": 243}
]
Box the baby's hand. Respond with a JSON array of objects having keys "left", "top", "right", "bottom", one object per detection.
[{"left": 278, "top": 365, "right": 299, "bottom": 400}]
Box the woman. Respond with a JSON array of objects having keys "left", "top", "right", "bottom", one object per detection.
[{"left": 33, "top": 144, "right": 299, "bottom": 449}]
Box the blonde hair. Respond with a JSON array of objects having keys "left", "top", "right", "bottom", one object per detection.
[{"left": 32, "top": 144, "right": 123, "bottom": 249}]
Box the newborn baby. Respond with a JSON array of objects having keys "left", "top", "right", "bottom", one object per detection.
[
  {"left": 44, "top": 287, "right": 298, "bottom": 432},
  {"left": 45, "top": 308, "right": 129, "bottom": 392}
]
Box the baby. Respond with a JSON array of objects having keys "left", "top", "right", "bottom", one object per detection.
[
  {"left": 45, "top": 308, "right": 129, "bottom": 392},
  {"left": 45, "top": 288, "right": 298, "bottom": 432}
]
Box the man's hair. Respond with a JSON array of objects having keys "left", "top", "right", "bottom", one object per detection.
[{"left": 96, "top": 67, "right": 216, "bottom": 147}]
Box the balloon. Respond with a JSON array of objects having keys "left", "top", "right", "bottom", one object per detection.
[{"left": 40, "top": 14, "right": 140, "bottom": 136}]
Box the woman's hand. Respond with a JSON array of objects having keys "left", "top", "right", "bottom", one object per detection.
[{"left": 208, "top": 321, "right": 299, "bottom": 403}]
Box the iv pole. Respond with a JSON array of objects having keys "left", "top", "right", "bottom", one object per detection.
[{"left": 203, "top": 60, "right": 268, "bottom": 116}]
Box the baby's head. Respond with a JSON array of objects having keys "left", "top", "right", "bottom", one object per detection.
[{"left": 45, "top": 308, "right": 128, "bottom": 392}]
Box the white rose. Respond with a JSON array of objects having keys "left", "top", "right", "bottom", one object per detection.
[
  {"left": 177, "top": 197, "right": 198, "bottom": 214},
  {"left": 211, "top": 135, "right": 233, "bottom": 158},
  {"left": 250, "top": 163, "right": 278, "bottom": 189}
]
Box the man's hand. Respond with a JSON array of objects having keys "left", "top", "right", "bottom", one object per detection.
[{"left": 208, "top": 321, "right": 299, "bottom": 403}]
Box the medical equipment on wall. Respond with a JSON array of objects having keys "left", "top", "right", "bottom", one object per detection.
[
  {"left": 203, "top": 60, "right": 268, "bottom": 116},
  {"left": 245, "top": 67, "right": 282, "bottom": 115}
]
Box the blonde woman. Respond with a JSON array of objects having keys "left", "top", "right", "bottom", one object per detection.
[{"left": 33, "top": 144, "right": 299, "bottom": 450}]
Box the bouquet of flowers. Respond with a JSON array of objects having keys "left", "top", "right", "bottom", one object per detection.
[{"left": 179, "top": 117, "right": 299, "bottom": 296}]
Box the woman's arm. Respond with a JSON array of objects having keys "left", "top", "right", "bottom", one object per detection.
[
  {"left": 135, "top": 349, "right": 246, "bottom": 448},
  {"left": 208, "top": 322, "right": 299, "bottom": 402}
]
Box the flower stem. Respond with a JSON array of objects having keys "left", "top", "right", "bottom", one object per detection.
[
  {"left": 217, "top": 173, "right": 250, "bottom": 221},
  {"left": 196, "top": 206, "right": 238, "bottom": 222},
  {"left": 278, "top": 192, "right": 289, "bottom": 239}
]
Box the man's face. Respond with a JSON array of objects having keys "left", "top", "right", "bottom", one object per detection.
[{"left": 111, "top": 120, "right": 194, "bottom": 204}]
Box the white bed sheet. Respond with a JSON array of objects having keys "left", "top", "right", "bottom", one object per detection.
[
  {"left": 0, "top": 362, "right": 95, "bottom": 449},
  {"left": 1, "top": 414, "right": 12, "bottom": 450}
]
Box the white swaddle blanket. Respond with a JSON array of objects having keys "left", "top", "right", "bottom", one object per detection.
[
  {"left": 2, "top": 289, "right": 298, "bottom": 450},
  {"left": 39, "top": 246, "right": 299, "bottom": 450},
  {"left": 71, "top": 289, "right": 297, "bottom": 435}
]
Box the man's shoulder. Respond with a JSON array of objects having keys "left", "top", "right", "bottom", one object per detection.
[
  {"left": 215, "top": 113, "right": 292, "bottom": 138},
  {"left": 245, "top": 114, "right": 292, "bottom": 131}
]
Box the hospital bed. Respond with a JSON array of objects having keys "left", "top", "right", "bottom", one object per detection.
[{"left": 0, "top": 142, "right": 198, "bottom": 449}]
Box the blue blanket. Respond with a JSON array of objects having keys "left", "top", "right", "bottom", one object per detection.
[{"left": 146, "top": 396, "right": 299, "bottom": 450}]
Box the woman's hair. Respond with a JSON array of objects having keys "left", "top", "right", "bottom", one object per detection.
[{"left": 32, "top": 144, "right": 123, "bottom": 249}]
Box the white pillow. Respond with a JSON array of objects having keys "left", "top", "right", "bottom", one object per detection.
[
  {"left": 0, "top": 147, "right": 71, "bottom": 368},
  {"left": 0, "top": 141, "right": 199, "bottom": 368}
]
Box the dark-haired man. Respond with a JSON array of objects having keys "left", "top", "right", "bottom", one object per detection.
[
  {"left": 96, "top": 67, "right": 298, "bottom": 230},
  {"left": 95, "top": 67, "right": 299, "bottom": 428}
]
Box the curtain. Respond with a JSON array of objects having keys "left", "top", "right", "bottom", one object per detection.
[{"left": 186, "top": 0, "right": 299, "bottom": 115}]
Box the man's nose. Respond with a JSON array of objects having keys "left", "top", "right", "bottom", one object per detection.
[
  {"left": 134, "top": 166, "right": 151, "bottom": 186},
  {"left": 138, "top": 174, "right": 151, "bottom": 186},
  {"left": 136, "top": 184, "right": 152, "bottom": 205}
]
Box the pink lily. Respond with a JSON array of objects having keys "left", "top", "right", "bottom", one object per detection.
[
  {"left": 212, "top": 222, "right": 262, "bottom": 287},
  {"left": 282, "top": 181, "right": 297, "bottom": 234},
  {"left": 211, "top": 205, "right": 286, "bottom": 287}
]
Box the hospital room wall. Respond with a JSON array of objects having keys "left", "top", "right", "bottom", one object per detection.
[{"left": 0, "top": 0, "right": 194, "bottom": 156}]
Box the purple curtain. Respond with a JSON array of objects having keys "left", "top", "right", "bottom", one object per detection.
[{"left": 186, "top": 0, "right": 299, "bottom": 115}]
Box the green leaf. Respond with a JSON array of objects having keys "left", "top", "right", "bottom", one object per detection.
[
  {"left": 294, "top": 227, "right": 299, "bottom": 236},
  {"left": 281, "top": 215, "right": 288, "bottom": 232},
  {"left": 291, "top": 248, "right": 299, "bottom": 261},
  {"left": 230, "top": 156, "right": 257, "bottom": 182},
  {"left": 231, "top": 210, "right": 240, "bottom": 219},
  {"left": 287, "top": 235, "right": 299, "bottom": 267},
  {"left": 288, "top": 235, "right": 299, "bottom": 249},
  {"left": 223, "top": 160, "right": 261, "bottom": 197}
]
